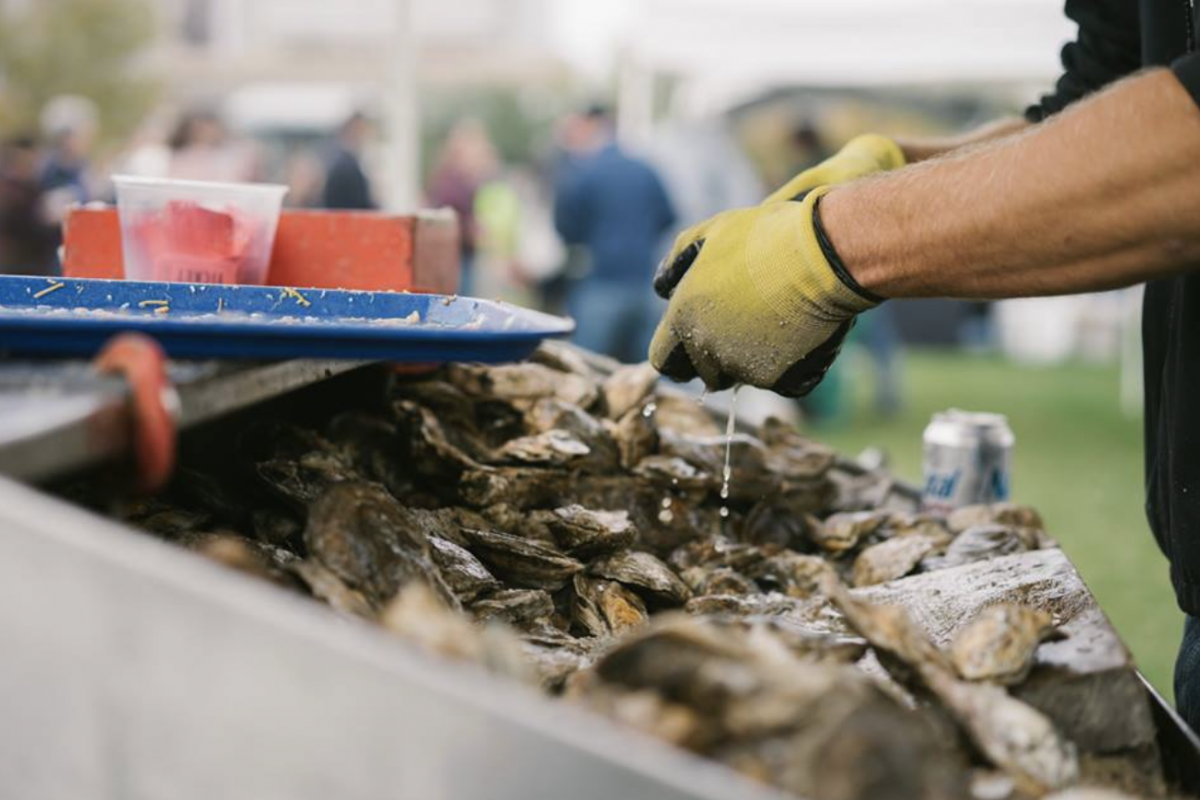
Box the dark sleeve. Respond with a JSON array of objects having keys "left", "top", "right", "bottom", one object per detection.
[
  {"left": 1025, "top": 0, "right": 1142, "bottom": 122},
  {"left": 1173, "top": 53, "right": 1200, "bottom": 109},
  {"left": 322, "top": 153, "right": 375, "bottom": 210}
]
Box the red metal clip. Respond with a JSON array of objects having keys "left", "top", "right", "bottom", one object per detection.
[{"left": 93, "top": 333, "right": 179, "bottom": 492}]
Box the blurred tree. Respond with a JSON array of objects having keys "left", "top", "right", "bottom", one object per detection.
[{"left": 0, "top": 0, "right": 159, "bottom": 145}]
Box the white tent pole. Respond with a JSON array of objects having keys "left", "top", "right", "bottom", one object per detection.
[
  {"left": 385, "top": 0, "right": 420, "bottom": 211},
  {"left": 617, "top": 53, "right": 655, "bottom": 150}
]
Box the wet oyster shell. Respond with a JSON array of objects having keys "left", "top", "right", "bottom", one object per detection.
[
  {"left": 429, "top": 536, "right": 500, "bottom": 602},
  {"left": 491, "top": 430, "right": 591, "bottom": 466},
  {"left": 813, "top": 510, "right": 891, "bottom": 554},
  {"left": 470, "top": 588, "right": 556, "bottom": 627},
  {"left": 948, "top": 504, "right": 1044, "bottom": 534},
  {"left": 446, "top": 362, "right": 599, "bottom": 409},
  {"left": 951, "top": 604, "right": 1058, "bottom": 685},
  {"left": 459, "top": 527, "right": 583, "bottom": 591},
  {"left": 304, "top": 481, "right": 457, "bottom": 609},
  {"left": 588, "top": 550, "right": 692, "bottom": 606},
  {"left": 822, "top": 573, "right": 1079, "bottom": 795},
  {"left": 601, "top": 362, "right": 659, "bottom": 420},
  {"left": 573, "top": 574, "right": 650, "bottom": 636},
  {"left": 289, "top": 559, "right": 374, "bottom": 618},
  {"left": 612, "top": 406, "right": 659, "bottom": 470},
  {"left": 925, "top": 525, "right": 1039, "bottom": 571},
  {"left": 547, "top": 505, "right": 636, "bottom": 558},
  {"left": 853, "top": 532, "right": 949, "bottom": 587}
]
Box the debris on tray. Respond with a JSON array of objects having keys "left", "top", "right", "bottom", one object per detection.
[{"left": 65, "top": 343, "right": 1181, "bottom": 800}]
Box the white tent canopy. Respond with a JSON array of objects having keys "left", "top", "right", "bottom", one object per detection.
[{"left": 614, "top": 0, "right": 1076, "bottom": 124}]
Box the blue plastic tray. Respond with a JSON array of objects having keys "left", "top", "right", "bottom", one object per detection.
[{"left": 0, "top": 276, "right": 574, "bottom": 362}]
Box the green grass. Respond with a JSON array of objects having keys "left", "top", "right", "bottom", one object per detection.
[{"left": 808, "top": 348, "right": 1181, "bottom": 699}]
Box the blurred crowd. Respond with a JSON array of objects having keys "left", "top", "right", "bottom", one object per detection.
[
  {"left": 0, "top": 95, "right": 383, "bottom": 278},
  {"left": 0, "top": 93, "right": 906, "bottom": 423}
]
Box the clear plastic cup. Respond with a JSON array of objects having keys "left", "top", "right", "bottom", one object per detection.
[{"left": 113, "top": 175, "right": 288, "bottom": 285}]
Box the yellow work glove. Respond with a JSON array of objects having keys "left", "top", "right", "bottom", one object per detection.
[
  {"left": 762, "top": 133, "right": 906, "bottom": 204},
  {"left": 652, "top": 134, "right": 903, "bottom": 300},
  {"left": 648, "top": 188, "right": 882, "bottom": 397}
]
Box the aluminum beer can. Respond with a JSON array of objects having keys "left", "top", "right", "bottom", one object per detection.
[{"left": 921, "top": 409, "right": 1014, "bottom": 511}]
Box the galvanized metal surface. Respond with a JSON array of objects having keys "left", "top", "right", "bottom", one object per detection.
[
  {"left": 0, "top": 475, "right": 786, "bottom": 800},
  {"left": 0, "top": 359, "right": 371, "bottom": 483}
]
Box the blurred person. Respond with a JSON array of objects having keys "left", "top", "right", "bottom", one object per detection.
[
  {"left": 647, "top": 0, "right": 1200, "bottom": 730},
  {"left": 283, "top": 149, "right": 327, "bottom": 209},
  {"left": 112, "top": 107, "right": 176, "bottom": 179},
  {"left": 426, "top": 119, "right": 499, "bottom": 295},
  {"left": 554, "top": 106, "right": 676, "bottom": 363},
  {"left": 0, "top": 136, "right": 59, "bottom": 275},
  {"left": 167, "top": 108, "right": 261, "bottom": 183},
  {"left": 322, "top": 111, "right": 377, "bottom": 211},
  {"left": 39, "top": 95, "right": 99, "bottom": 206}
]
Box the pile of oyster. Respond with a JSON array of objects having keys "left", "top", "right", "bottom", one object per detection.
[{"left": 77, "top": 343, "right": 1175, "bottom": 800}]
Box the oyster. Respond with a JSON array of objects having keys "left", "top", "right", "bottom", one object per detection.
[
  {"left": 812, "top": 510, "right": 891, "bottom": 554},
  {"left": 491, "top": 429, "right": 591, "bottom": 466},
  {"left": 683, "top": 592, "right": 802, "bottom": 617},
  {"left": 523, "top": 398, "right": 620, "bottom": 472},
  {"left": 289, "top": 559, "right": 374, "bottom": 618},
  {"left": 324, "top": 411, "right": 406, "bottom": 491},
  {"left": 926, "top": 525, "right": 1038, "bottom": 571},
  {"left": 631, "top": 455, "right": 711, "bottom": 490},
  {"left": 575, "top": 615, "right": 968, "bottom": 800},
  {"left": 951, "top": 604, "right": 1058, "bottom": 685},
  {"left": 459, "top": 467, "right": 565, "bottom": 508},
  {"left": 688, "top": 566, "right": 760, "bottom": 597},
  {"left": 547, "top": 505, "right": 635, "bottom": 558},
  {"left": 251, "top": 508, "right": 303, "bottom": 550},
  {"left": 822, "top": 573, "right": 1079, "bottom": 795},
  {"left": 612, "top": 406, "right": 659, "bottom": 470},
  {"left": 588, "top": 550, "right": 692, "bottom": 606},
  {"left": 650, "top": 392, "right": 723, "bottom": 437},
  {"left": 573, "top": 574, "right": 649, "bottom": 636},
  {"left": 529, "top": 338, "right": 598, "bottom": 376},
  {"left": 459, "top": 527, "right": 583, "bottom": 591},
  {"left": 381, "top": 583, "right": 532, "bottom": 683},
  {"left": 446, "top": 362, "right": 598, "bottom": 409},
  {"left": 759, "top": 417, "right": 838, "bottom": 481},
  {"left": 392, "top": 400, "right": 486, "bottom": 479},
  {"left": 741, "top": 494, "right": 824, "bottom": 550},
  {"left": 470, "top": 588, "right": 556, "bottom": 628},
  {"left": 948, "top": 503, "right": 1044, "bottom": 534},
  {"left": 304, "top": 481, "right": 457, "bottom": 609},
  {"left": 428, "top": 536, "right": 500, "bottom": 602},
  {"left": 255, "top": 449, "right": 353, "bottom": 513},
  {"left": 601, "top": 362, "right": 659, "bottom": 420},
  {"left": 745, "top": 552, "right": 827, "bottom": 598},
  {"left": 853, "top": 532, "right": 948, "bottom": 587}
]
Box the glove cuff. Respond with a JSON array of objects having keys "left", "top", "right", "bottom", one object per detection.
[
  {"left": 812, "top": 195, "right": 885, "bottom": 305},
  {"left": 746, "top": 187, "right": 878, "bottom": 332}
]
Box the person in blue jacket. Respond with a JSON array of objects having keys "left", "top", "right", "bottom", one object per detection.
[{"left": 554, "top": 106, "right": 676, "bottom": 363}]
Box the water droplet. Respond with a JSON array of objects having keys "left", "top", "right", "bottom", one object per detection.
[
  {"left": 671, "top": 478, "right": 679, "bottom": 486},
  {"left": 658, "top": 509, "right": 675, "bottom": 524},
  {"left": 697, "top": 388, "right": 709, "bottom": 406},
  {"left": 720, "top": 385, "right": 739, "bottom": 508},
  {"left": 661, "top": 497, "right": 672, "bottom": 509},
  {"left": 719, "top": 506, "right": 730, "bottom": 519},
  {"left": 642, "top": 402, "right": 658, "bottom": 418}
]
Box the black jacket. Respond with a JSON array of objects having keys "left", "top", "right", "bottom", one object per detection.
[{"left": 1026, "top": 0, "right": 1200, "bottom": 614}]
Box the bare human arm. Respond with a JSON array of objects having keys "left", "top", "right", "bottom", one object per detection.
[
  {"left": 894, "top": 117, "right": 1030, "bottom": 163},
  {"left": 821, "top": 69, "right": 1200, "bottom": 300}
]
